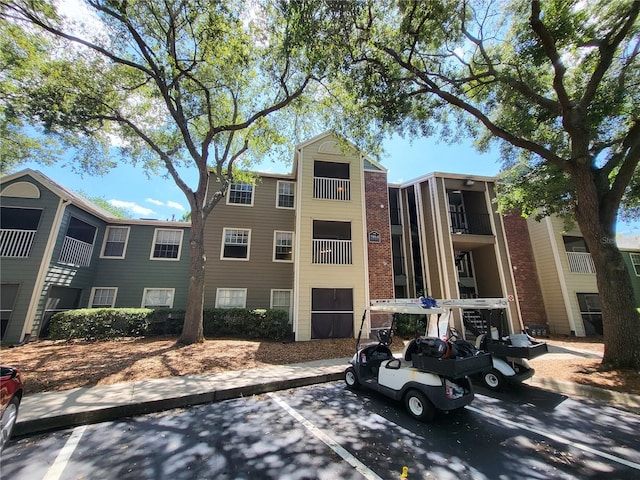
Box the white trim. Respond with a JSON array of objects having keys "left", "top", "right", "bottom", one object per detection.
[
  {"left": 293, "top": 147, "right": 303, "bottom": 340},
  {"left": 275, "top": 180, "right": 295, "bottom": 209},
  {"left": 215, "top": 288, "right": 247, "bottom": 308},
  {"left": 100, "top": 226, "right": 130, "bottom": 259},
  {"left": 149, "top": 228, "right": 184, "bottom": 261},
  {"left": 141, "top": 288, "right": 175, "bottom": 308},
  {"left": 226, "top": 182, "right": 255, "bottom": 207},
  {"left": 273, "top": 230, "right": 294, "bottom": 262},
  {"left": 89, "top": 287, "right": 118, "bottom": 308},
  {"left": 360, "top": 154, "right": 371, "bottom": 339},
  {"left": 220, "top": 227, "right": 251, "bottom": 261}
]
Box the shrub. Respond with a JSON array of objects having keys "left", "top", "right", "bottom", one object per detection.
[
  {"left": 49, "top": 307, "right": 290, "bottom": 341},
  {"left": 203, "top": 308, "right": 290, "bottom": 340},
  {"left": 49, "top": 308, "right": 154, "bottom": 341}
]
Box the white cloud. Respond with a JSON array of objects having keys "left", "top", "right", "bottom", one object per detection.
[
  {"left": 145, "top": 198, "right": 185, "bottom": 211},
  {"left": 109, "top": 199, "right": 154, "bottom": 216},
  {"left": 166, "top": 201, "right": 185, "bottom": 211}
]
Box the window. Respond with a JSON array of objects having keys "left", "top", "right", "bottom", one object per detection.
[
  {"left": 89, "top": 288, "right": 117, "bottom": 308},
  {"left": 142, "top": 288, "right": 175, "bottom": 308},
  {"left": 630, "top": 253, "right": 640, "bottom": 276},
  {"left": 216, "top": 288, "right": 247, "bottom": 308},
  {"left": 221, "top": 228, "right": 250, "bottom": 260},
  {"left": 151, "top": 229, "right": 183, "bottom": 260},
  {"left": 277, "top": 181, "right": 295, "bottom": 208},
  {"left": 0, "top": 207, "right": 42, "bottom": 257},
  {"left": 101, "top": 226, "right": 130, "bottom": 258},
  {"left": 271, "top": 289, "right": 292, "bottom": 321},
  {"left": 227, "top": 182, "right": 254, "bottom": 206},
  {"left": 59, "top": 216, "right": 97, "bottom": 267},
  {"left": 577, "top": 293, "right": 602, "bottom": 336},
  {"left": 274, "top": 231, "right": 294, "bottom": 262}
]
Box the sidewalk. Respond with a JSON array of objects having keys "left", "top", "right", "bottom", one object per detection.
[
  {"left": 13, "top": 345, "right": 640, "bottom": 438},
  {"left": 14, "top": 358, "right": 349, "bottom": 437}
]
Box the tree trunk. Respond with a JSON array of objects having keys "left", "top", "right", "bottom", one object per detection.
[
  {"left": 177, "top": 211, "right": 206, "bottom": 345},
  {"left": 572, "top": 166, "right": 640, "bottom": 369}
]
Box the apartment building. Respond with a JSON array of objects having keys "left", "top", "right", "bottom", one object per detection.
[
  {"left": 387, "top": 173, "right": 523, "bottom": 339},
  {"left": 0, "top": 169, "right": 191, "bottom": 344},
  {"left": 515, "top": 216, "right": 640, "bottom": 337},
  {"left": 2, "top": 132, "right": 539, "bottom": 344}
]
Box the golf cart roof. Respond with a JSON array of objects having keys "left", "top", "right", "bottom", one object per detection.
[
  {"left": 369, "top": 300, "right": 445, "bottom": 315},
  {"left": 369, "top": 297, "right": 509, "bottom": 315}
]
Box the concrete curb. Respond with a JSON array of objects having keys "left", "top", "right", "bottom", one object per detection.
[
  {"left": 14, "top": 369, "right": 345, "bottom": 437},
  {"left": 530, "top": 377, "right": 640, "bottom": 413}
]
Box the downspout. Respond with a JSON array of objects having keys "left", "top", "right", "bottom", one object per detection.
[{"left": 22, "top": 197, "right": 70, "bottom": 341}]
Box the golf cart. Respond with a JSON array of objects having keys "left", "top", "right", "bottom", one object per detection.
[
  {"left": 344, "top": 301, "right": 492, "bottom": 422},
  {"left": 440, "top": 298, "right": 549, "bottom": 391}
]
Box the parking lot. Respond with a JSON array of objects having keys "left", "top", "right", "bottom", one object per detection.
[{"left": 3, "top": 381, "right": 640, "bottom": 479}]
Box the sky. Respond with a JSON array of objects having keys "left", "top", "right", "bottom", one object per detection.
[{"left": 17, "top": 134, "right": 640, "bottom": 238}]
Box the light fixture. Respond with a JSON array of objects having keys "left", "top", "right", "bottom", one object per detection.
[{"left": 463, "top": 179, "right": 475, "bottom": 187}]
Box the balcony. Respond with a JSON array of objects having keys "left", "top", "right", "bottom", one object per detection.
[
  {"left": 312, "top": 239, "right": 352, "bottom": 264},
  {"left": 59, "top": 236, "right": 94, "bottom": 267},
  {"left": 567, "top": 252, "right": 596, "bottom": 274},
  {"left": 313, "top": 177, "right": 351, "bottom": 201},
  {"left": 0, "top": 229, "right": 36, "bottom": 257},
  {"left": 450, "top": 212, "right": 492, "bottom": 235}
]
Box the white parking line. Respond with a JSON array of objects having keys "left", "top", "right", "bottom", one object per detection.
[
  {"left": 466, "top": 405, "right": 640, "bottom": 471},
  {"left": 42, "top": 425, "right": 87, "bottom": 480},
  {"left": 268, "top": 392, "right": 383, "bottom": 480}
]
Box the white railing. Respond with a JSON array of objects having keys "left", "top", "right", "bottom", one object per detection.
[
  {"left": 59, "top": 236, "right": 94, "bottom": 267},
  {"left": 0, "top": 229, "right": 37, "bottom": 257},
  {"left": 313, "top": 177, "right": 351, "bottom": 201},
  {"left": 312, "top": 239, "right": 352, "bottom": 264},
  {"left": 566, "top": 252, "right": 596, "bottom": 274}
]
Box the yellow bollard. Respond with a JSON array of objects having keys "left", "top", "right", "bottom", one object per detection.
[{"left": 401, "top": 466, "right": 409, "bottom": 479}]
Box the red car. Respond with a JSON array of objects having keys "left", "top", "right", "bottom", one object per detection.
[{"left": 1, "top": 366, "right": 24, "bottom": 452}]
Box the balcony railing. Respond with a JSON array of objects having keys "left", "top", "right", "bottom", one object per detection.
[
  {"left": 313, "top": 177, "right": 351, "bottom": 201},
  {"left": 450, "top": 212, "right": 492, "bottom": 235},
  {"left": 0, "top": 229, "right": 36, "bottom": 257},
  {"left": 312, "top": 239, "right": 352, "bottom": 264},
  {"left": 567, "top": 252, "right": 596, "bottom": 274},
  {"left": 59, "top": 236, "right": 94, "bottom": 267}
]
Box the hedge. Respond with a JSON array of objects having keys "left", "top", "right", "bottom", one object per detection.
[{"left": 49, "top": 308, "right": 291, "bottom": 341}]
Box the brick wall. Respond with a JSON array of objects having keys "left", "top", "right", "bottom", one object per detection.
[
  {"left": 502, "top": 212, "right": 549, "bottom": 330},
  {"left": 364, "top": 171, "right": 395, "bottom": 329}
]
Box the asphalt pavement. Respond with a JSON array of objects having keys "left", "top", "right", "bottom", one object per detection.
[{"left": 13, "top": 344, "right": 640, "bottom": 438}]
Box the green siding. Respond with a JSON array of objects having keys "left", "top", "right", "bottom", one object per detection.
[
  {"left": 1, "top": 175, "right": 62, "bottom": 342},
  {"left": 92, "top": 224, "right": 191, "bottom": 308}
]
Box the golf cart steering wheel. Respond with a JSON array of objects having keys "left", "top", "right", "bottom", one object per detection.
[
  {"left": 448, "top": 327, "right": 461, "bottom": 341},
  {"left": 378, "top": 328, "right": 393, "bottom": 346}
]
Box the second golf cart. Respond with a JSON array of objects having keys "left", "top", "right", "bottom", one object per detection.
[{"left": 344, "top": 301, "right": 491, "bottom": 422}]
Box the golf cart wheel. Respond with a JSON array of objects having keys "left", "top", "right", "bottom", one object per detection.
[
  {"left": 404, "top": 389, "right": 435, "bottom": 422},
  {"left": 344, "top": 367, "right": 360, "bottom": 390},
  {"left": 482, "top": 368, "right": 506, "bottom": 391}
]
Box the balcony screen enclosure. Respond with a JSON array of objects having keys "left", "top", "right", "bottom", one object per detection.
[{"left": 311, "top": 288, "right": 353, "bottom": 339}]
